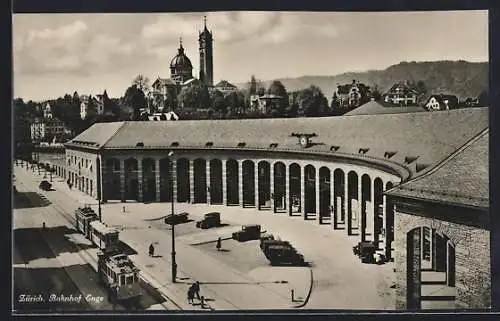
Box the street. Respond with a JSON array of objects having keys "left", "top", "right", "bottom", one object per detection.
[{"left": 13, "top": 168, "right": 168, "bottom": 312}]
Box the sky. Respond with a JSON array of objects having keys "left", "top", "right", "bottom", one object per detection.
[{"left": 13, "top": 10, "right": 488, "bottom": 101}]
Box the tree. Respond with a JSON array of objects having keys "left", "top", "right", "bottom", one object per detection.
[
  {"left": 177, "top": 83, "right": 211, "bottom": 110},
  {"left": 297, "top": 85, "right": 329, "bottom": 117},
  {"left": 210, "top": 90, "right": 226, "bottom": 112},
  {"left": 267, "top": 80, "right": 289, "bottom": 107},
  {"left": 123, "top": 84, "right": 147, "bottom": 119},
  {"left": 132, "top": 74, "right": 150, "bottom": 94},
  {"left": 416, "top": 80, "right": 427, "bottom": 95},
  {"left": 224, "top": 90, "right": 245, "bottom": 115},
  {"left": 371, "top": 85, "right": 382, "bottom": 101},
  {"left": 249, "top": 75, "right": 258, "bottom": 95}
]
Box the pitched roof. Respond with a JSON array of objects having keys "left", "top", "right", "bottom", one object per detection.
[
  {"left": 66, "top": 108, "right": 488, "bottom": 181},
  {"left": 65, "top": 122, "right": 125, "bottom": 148},
  {"left": 215, "top": 80, "right": 237, "bottom": 88},
  {"left": 386, "top": 81, "right": 419, "bottom": 95},
  {"left": 344, "top": 100, "right": 427, "bottom": 116},
  {"left": 153, "top": 77, "right": 176, "bottom": 87},
  {"left": 385, "top": 129, "right": 488, "bottom": 209}
]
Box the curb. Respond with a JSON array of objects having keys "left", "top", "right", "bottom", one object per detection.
[{"left": 294, "top": 267, "right": 313, "bottom": 308}]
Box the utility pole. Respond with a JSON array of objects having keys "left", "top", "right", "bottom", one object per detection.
[{"left": 169, "top": 151, "right": 177, "bottom": 283}]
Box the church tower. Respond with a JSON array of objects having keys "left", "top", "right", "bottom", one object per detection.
[{"left": 199, "top": 16, "right": 213, "bottom": 87}]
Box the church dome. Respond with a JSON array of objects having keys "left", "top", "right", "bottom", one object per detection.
[{"left": 170, "top": 43, "right": 192, "bottom": 69}]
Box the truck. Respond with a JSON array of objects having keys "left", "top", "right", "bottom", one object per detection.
[
  {"left": 195, "top": 212, "right": 221, "bottom": 229},
  {"left": 232, "top": 224, "right": 261, "bottom": 242},
  {"left": 266, "top": 244, "right": 305, "bottom": 266}
]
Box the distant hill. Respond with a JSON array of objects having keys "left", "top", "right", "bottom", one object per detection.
[{"left": 239, "top": 60, "right": 488, "bottom": 101}]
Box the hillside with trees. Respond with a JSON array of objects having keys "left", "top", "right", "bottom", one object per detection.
[{"left": 251, "top": 60, "right": 488, "bottom": 102}]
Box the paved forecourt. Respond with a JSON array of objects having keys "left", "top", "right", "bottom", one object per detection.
[{"left": 18, "top": 162, "right": 395, "bottom": 310}]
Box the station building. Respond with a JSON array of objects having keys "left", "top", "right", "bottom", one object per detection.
[{"left": 59, "top": 107, "right": 490, "bottom": 309}]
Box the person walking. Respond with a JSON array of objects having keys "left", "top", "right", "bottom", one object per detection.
[
  {"left": 192, "top": 281, "right": 201, "bottom": 300},
  {"left": 149, "top": 243, "right": 155, "bottom": 257},
  {"left": 216, "top": 237, "right": 222, "bottom": 251},
  {"left": 187, "top": 285, "right": 195, "bottom": 304}
]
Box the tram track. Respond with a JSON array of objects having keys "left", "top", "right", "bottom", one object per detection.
[{"left": 14, "top": 168, "right": 177, "bottom": 311}]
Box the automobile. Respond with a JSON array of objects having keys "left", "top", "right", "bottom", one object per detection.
[
  {"left": 195, "top": 212, "right": 221, "bottom": 229},
  {"left": 259, "top": 233, "right": 275, "bottom": 249},
  {"left": 266, "top": 245, "right": 305, "bottom": 266},
  {"left": 353, "top": 241, "right": 377, "bottom": 263},
  {"left": 261, "top": 239, "right": 293, "bottom": 258},
  {"left": 232, "top": 224, "right": 261, "bottom": 242},
  {"left": 39, "top": 180, "right": 52, "bottom": 191},
  {"left": 164, "top": 212, "right": 189, "bottom": 225}
]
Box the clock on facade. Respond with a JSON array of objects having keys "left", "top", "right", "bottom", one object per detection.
[{"left": 299, "top": 136, "right": 309, "bottom": 147}]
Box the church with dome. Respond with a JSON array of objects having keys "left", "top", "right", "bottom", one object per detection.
[{"left": 151, "top": 17, "right": 226, "bottom": 112}]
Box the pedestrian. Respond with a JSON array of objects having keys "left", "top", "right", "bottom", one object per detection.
[
  {"left": 192, "top": 281, "right": 201, "bottom": 300},
  {"left": 216, "top": 237, "right": 222, "bottom": 251},
  {"left": 122, "top": 206, "right": 126, "bottom": 213},
  {"left": 187, "top": 285, "right": 195, "bottom": 304},
  {"left": 42, "top": 222, "right": 46, "bottom": 230},
  {"left": 200, "top": 296, "right": 205, "bottom": 308},
  {"left": 149, "top": 243, "right": 155, "bottom": 257}
]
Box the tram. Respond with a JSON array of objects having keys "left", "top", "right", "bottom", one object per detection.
[
  {"left": 75, "top": 206, "right": 99, "bottom": 238},
  {"left": 97, "top": 251, "right": 142, "bottom": 302},
  {"left": 89, "top": 220, "right": 120, "bottom": 251}
]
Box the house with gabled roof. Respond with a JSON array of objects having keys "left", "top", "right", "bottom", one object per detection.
[{"left": 384, "top": 81, "right": 419, "bottom": 106}]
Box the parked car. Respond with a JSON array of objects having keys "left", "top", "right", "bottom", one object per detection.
[
  {"left": 164, "top": 212, "right": 189, "bottom": 225},
  {"left": 266, "top": 244, "right": 305, "bottom": 266},
  {"left": 353, "top": 241, "right": 377, "bottom": 263},
  {"left": 39, "top": 180, "right": 52, "bottom": 191},
  {"left": 259, "top": 233, "right": 275, "bottom": 249},
  {"left": 261, "top": 239, "right": 293, "bottom": 258},
  {"left": 195, "top": 212, "right": 221, "bottom": 229},
  {"left": 232, "top": 224, "right": 261, "bottom": 242}
]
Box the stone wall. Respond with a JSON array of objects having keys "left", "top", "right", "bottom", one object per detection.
[{"left": 394, "top": 209, "right": 490, "bottom": 309}]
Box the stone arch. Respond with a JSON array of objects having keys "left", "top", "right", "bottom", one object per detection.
[
  {"left": 406, "top": 227, "right": 456, "bottom": 310},
  {"left": 176, "top": 158, "right": 190, "bottom": 202},
  {"left": 333, "top": 168, "right": 345, "bottom": 228},
  {"left": 209, "top": 159, "right": 223, "bottom": 204},
  {"left": 159, "top": 158, "right": 173, "bottom": 202},
  {"left": 257, "top": 161, "right": 271, "bottom": 209},
  {"left": 347, "top": 171, "right": 359, "bottom": 235},
  {"left": 304, "top": 164, "right": 316, "bottom": 217},
  {"left": 386, "top": 181, "right": 395, "bottom": 259},
  {"left": 193, "top": 158, "right": 207, "bottom": 203},
  {"left": 319, "top": 166, "right": 331, "bottom": 223},
  {"left": 104, "top": 158, "right": 120, "bottom": 200},
  {"left": 374, "top": 178, "right": 384, "bottom": 245},
  {"left": 289, "top": 163, "right": 301, "bottom": 215},
  {"left": 124, "top": 158, "right": 138, "bottom": 200},
  {"left": 273, "top": 162, "right": 287, "bottom": 212},
  {"left": 242, "top": 160, "right": 255, "bottom": 207},
  {"left": 142, "top": 157, "right": 156, "bottom": 202},
  {"left": 361, "top": 174, "right": 371, "bottom": 241},
  {"left": 226, "top": 159, "right": 239, "bottom": 205}
]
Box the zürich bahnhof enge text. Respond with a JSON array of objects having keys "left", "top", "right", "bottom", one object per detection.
[{"left": 56, "top": 107, "right": 489, "bottom": 310}]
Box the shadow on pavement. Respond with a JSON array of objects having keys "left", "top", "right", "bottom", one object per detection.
[
  {"left": 14, "top": 265, "right": 94, "bottom": 312},
  {"left": 14, "top": 192, "right": 51, "bottom": 209},
  {"left": 14, "top": 226, "right": 95, "bottom": 264},
  {"left": 116, "top": 241, "right": 138, "bottom": 256},
  {"left": 137, "top": 279, "right": 167, "bottom": 308}
]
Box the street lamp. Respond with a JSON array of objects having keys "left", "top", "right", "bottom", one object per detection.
[{"left": 168, "top": 151, "right": 177, "bottom": 283}]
